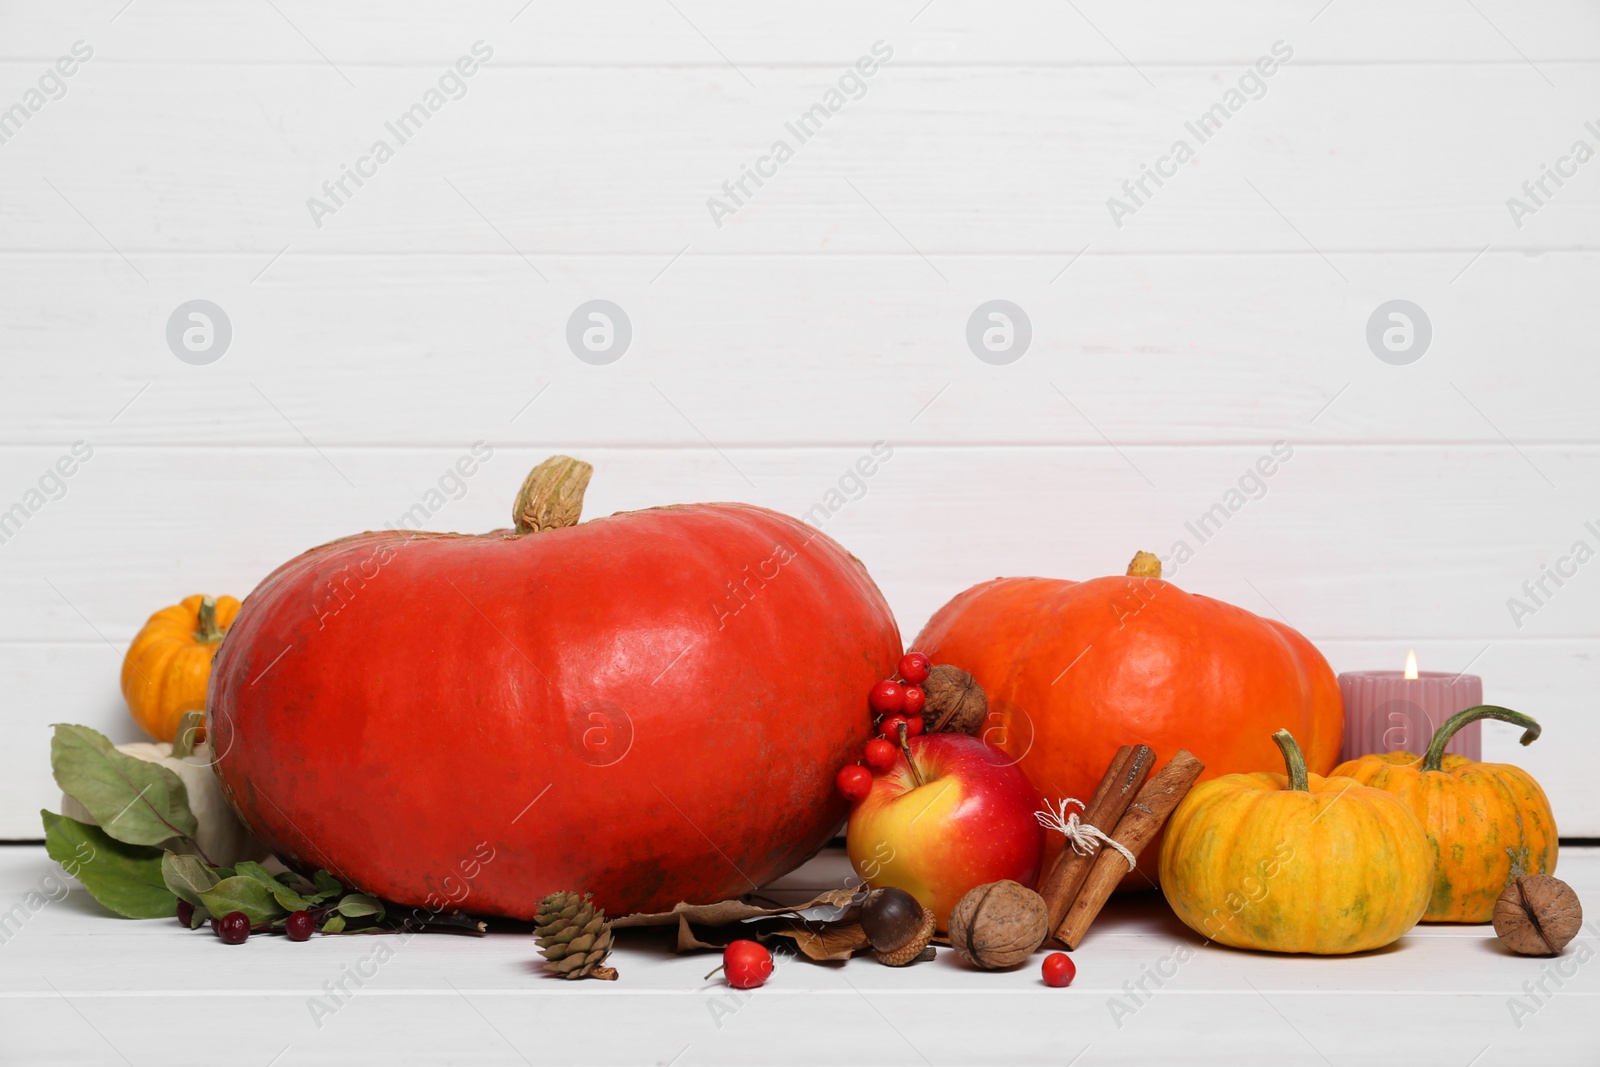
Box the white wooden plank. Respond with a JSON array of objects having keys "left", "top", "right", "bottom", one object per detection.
[
  {"left": 7, "top": 637, "right": 1596, "bottom": 840},
  {"left": 0, "top": 63, "right": 1594, "bottom": 254},
  {"left": 2, "top": 444, "right": 1597, "bottom": 643},
  {"left": 3, "top": 439, "right": 1598, "bottom": 835},
  {"left": 1, "top": 252, "right": 1594, "bottom": 447},
  {"left": 4, "top": 1, "right": 1598, "bottom": 64},
  {"left": 8, "top": 636, "right": 1595, "bottom": 839},
  {"left": 0, "top": 845, "right": 1595, "bottom": 1064}
]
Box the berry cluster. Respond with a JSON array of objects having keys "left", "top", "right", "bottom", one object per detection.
[{"left": 835, "top": 652, "right": 933, "bottom": 803}]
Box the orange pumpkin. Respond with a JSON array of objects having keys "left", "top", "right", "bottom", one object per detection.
[
  {"left": 1160, "top": 729, "right": 1433, "bottom": 954},
  {"left": 122, "top": 594, "right": 240, "bottom": 742},
  {"left": 1332, "top": 705, "right": 1557, "bottom": 923},
  {"left": 914, "top": 551, "right": 1343, "bottom": 887}
]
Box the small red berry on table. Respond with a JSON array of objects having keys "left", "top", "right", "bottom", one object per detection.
[
  {"left": 714, "top": 939, "right": 774, "bottom": 989},
  {"left": 176, "top": 899, "right": 194, "bottom": 927},
  {"left": 878, "top": 715, "right": 909, "bottom": 739},
  {"left": 836, "top": 764, "right": 873, "bottom": 802},
  {"left": 1042, "top": 952, "right": 1076, "bottom": 987},
  {"left": 899, "top": 653, "right": 931, "bottom": 686},
  {"left": 902, "top": 686, "right": 926, "bottom": 716},
  {"left": 869, "top": 680, "right": 906, "bottom": 714},
  {"left": 864, "top": 738, "right": 897, "bottom": 770},
  {"left": 216, "top": 911, "right": 251, "bottom": 945},
  {"left": 285, "top": 910, "right": 315, "bottom": 942}
]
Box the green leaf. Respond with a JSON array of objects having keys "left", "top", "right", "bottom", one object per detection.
[
  {"left": 313, "top": 869, "right": 342, "bottom": 900},
  {"left": 234, "top": 861, "right": 312, "bottom": 912},
  {"left": 336, "top": 893, "right": 385, "bottom": 920},
  {"left": 49, "top": 724, "right": 198, "bottom": 848},
  {"left": 41, "top": 810, "right": 175, "bottom": 919},
  {"left": 161, "top": 852, "right": 220, "bottom": 906},
  {"left": 197, "top": 876, "right": 286, "bottom": 925},
  {"left": 321, "top": 913, "right": 346, "bottom": 934},
  {"left": 188, "top": 904, "right": 212, "bottom": 929}
]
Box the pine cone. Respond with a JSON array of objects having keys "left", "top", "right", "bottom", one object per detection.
[{"left": 534, "top": 891, "right": 619, "bottom": 980}]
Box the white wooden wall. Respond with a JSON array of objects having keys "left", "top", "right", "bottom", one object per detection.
[{"left": 3, "top": 1, "right": 1597, "bottom": 837}]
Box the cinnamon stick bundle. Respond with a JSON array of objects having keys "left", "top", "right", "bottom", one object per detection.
[
  {"left": 1056, "top": 749, "right": 1205, "bottom": 948},
  {"left": 1036, "top": 744, "right": 1154, "bottom": 932}
]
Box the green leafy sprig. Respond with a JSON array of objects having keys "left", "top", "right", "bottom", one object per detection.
[
  {"left": 42, "top": 722, "right": 474, "bottom": 938},
  {"left": 161, "top": 851, "right": 385, "bottom": 934}
]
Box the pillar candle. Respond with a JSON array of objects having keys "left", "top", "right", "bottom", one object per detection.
[{"left": 1337, "top": 651, "right": 1482, "bottom": 764}]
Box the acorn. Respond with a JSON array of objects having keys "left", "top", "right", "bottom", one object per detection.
[{"left": 860, "top": 887, "right": 936, "bottom": 966}]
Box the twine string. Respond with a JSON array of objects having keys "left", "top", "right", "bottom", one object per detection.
[{"left": 1034, "top": 797, "right": 1137, "bottom": 871}]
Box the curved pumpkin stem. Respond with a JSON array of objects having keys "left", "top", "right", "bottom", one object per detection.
[
  {"left": 513, "top": 455, "right": 594, "bottom": 535},
  {"left": 1271, "top": 729, "right": 1310, "bottom": 792},
  {"left": 172, "top": 710, "right": 205, "bottom": 759},
  {"left": 195, "top": 595, "right": 224, "bottom": 644},
  {"left": 1422, "top": 705, "right": 1541, "bottom": 772},
  {"left": 1126, "top": 551, "right": 1162, "bottom": 579}
]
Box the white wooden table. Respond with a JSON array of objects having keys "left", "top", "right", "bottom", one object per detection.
[{"left": 2, "top": 844, "right": 1593, "bottom": 1066}]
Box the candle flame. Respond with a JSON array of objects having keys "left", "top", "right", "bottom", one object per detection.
[{"left": 1404, "top": 649, "right": 1419, "bottom": 680}]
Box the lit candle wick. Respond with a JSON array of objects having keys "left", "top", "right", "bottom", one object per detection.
[{"left": 1404, "top": 649, "right": 1419, "bottom": 681}]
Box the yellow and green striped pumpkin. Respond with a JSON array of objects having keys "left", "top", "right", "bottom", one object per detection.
[
  {"left": 1332, "top": 706, "right": 1557, "bottom": 923},
  {"left": 1160, "top": 729, "right": 1433, "bottom": 954}
]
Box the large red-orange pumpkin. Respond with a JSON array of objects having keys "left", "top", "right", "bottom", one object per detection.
[
  {"left": 913, "top": 551, "right": 1342, "bottom": 887},
  {"left": 210, "top": 457, "right": 901, "bottom": 919}
]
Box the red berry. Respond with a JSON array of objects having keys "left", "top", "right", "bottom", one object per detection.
[
  {"left": 899, "top": 653, "right": 931, "bottom": 686},
  {"left": 836, "top": 764, "right": 873, "bottom": 803},
  {"left": 217, "top": 911, "right": 251, "bottom": 945},
  {"left": 722, "top": 939, "right": 774, "bottom": 989},
  {"left": 902, "top": 687, "right": 926, "bottom": 716},
  {"left": 879, "top": 715, "right": 909, "bottom": 739},
  {"left": 903, "top": 715, "right": 923, "bottom": 738},
  {"left": 176, "top": 899, "right": 194, "bottom": 927},
  {"left": 1042, "top": 952, "right": 1076, "bottom": 987},
  {"left": 863, "top": 738, "right": 897, "bottom": 770},
  {"left": 868, "top": 680, "right": 906, "bottom": 714},
  {"left": 286, "top": 911, "right": 315, "bottom": 942}
]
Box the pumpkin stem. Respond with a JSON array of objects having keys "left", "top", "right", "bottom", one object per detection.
[
  {"left": 1271, "top": 729, "right": 1310, "bottom": 792},
  {"left": 1421, "top": 705, "right": 1541, "bottom": 772},
  {"left": 1126, "top": 551, "right": 1162, "bottom": 579},
  {"left": 195, "top": 595, "right": 224, "bottom": 643},
  {"left": 513, "top": 456, "right": 594, "bottom": 535},
  {"left": 172, "top": 710, "right": 205, "bottom": 759}
]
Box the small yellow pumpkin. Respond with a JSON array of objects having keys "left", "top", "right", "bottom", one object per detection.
[
  {"left": 122, "top": 594, "right": 240, "bottom": 742},
  {"left": 1332, "top": 705, "right": 1557, "bottom": 923},
  {"left": 1160, "top": 729, "right": 1433, "bottom": 954}
]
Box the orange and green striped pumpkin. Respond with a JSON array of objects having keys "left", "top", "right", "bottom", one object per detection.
[
  {"left": 1332, "top": 706, "right": 1557, "bottom": 924},
  {"left": 1160, "top": 729, "right": 1433, "bottom": 954},
  {"left": 122, "top": 594, "right": 240, "bottom": 743}
]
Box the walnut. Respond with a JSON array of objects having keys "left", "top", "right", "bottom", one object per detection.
[
  {"left": 922, "top": 664, "right": 987, "bottom": 735},
  {"left": 1494, "top": 875, "right": 1583, "bottom": 956},
  {"left": 947, "top": 880, "right": 1050, "bottom": 969}
]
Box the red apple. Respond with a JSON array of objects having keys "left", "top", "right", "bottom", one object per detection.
[{"left": 846, "top": 732, "right": 1044, "bottom": 931}]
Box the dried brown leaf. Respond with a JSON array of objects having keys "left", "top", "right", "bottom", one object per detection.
[
  {"left": 762, "top": 920, "right": 871, "bottom": 961},
  {"left": 675, "top": 914, "right": 722, "bottom": 952},
  {"left": 612, "top": 888, "right": 858, "bottom": 930}
]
